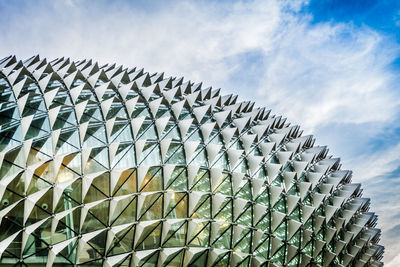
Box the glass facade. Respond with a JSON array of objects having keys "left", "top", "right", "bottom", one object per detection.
[{"left": 0, "top": 55, "right": 383, "bottom": 266}]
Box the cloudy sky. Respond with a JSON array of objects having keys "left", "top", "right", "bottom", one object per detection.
[{"left": 1, "top": 0, "right": 400, "bottom": 264}]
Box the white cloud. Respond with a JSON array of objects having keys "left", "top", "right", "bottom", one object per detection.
[
  {"left": 386, "top": 250, "right": 400, "bottom": 267},
  {"left": 350, "top": 141, "right": 400, "bottom": 182},
  {"left": 2, "top": 1, "right": 398, "bottom": 134},
  {"left": 255, "top": 22, "right": 399, "bottom": 132},
  {"left": 1, "top": 0, "right": 400, "bottom": 263}
]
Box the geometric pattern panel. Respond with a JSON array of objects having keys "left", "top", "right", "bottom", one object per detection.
[{"left": 0, "top": 55, "right": 383, "bottom": 266}]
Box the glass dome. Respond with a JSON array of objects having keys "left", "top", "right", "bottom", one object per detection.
[{"left": 0, "top": 55, "right": 383, "bottom": 266}]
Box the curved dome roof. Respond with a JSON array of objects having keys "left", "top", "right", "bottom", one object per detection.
[{"left": 0, "top": 55, "right": 383, "bottom": 266}]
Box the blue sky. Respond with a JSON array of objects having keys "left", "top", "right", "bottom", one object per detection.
[
  {"left": 1, "top": 0, "right": 400, "bottom": 264},
  {"left": 306, "top": 2, "right": 400, "bottom": 264},
  {"left": 308, "top": 0, "right": 400, "bottom": 34}
]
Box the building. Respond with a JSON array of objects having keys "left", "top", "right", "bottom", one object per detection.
[{"left": 0, "top": 55, "right": 383, "bottom": 266}]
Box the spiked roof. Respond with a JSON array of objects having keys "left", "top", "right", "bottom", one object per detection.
[{"left": 0, "top": 55, "right": 384, "bottom": 266}]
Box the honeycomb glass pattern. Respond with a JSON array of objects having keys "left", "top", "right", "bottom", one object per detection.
[{"left": 0, "top": 55, "right": 384, "bottom": 267}]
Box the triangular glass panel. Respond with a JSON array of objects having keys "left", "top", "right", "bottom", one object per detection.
[
  {"left": 163, "top": 220, "right": 186, "bottom": 247},
  {"left": 113, "top": 169, "right": 137, "bottom": 196},
  {"left": 212, "top": 224, "right": 231, "bottom": 250},
  {"left": 188, "top": 221, "right": 209, "bottom": 247},
  {"left": 214, "top": 198, "right": 232, "bottom": 222},
  {"left": 84, "top": 146, "right": 109, "bottom": 174},
  {"left": 163, "top": 249, "right": 184, "bottom": 267},
  {"left": 111, "top": 196, "right": 136, "bottom": 226},
  {"left": 111, "top": 143, "right": 136, "bottom": 170},
  {"left": 139, "top": 142, "right": 160, "bottom": 166},
  {"left": 135, "top": 222, "right": 161, "bottom": 251},
  {"left": 165, "top": 145, "right": 185, "bottom": 165},
  {"left": 165, "top": 167, "right": 187, "bottom": 191},
  {"left": 82, "top": 124, "right": 107, "bottom": 148},
  {"left": 138, "top": 193, "right": 162, "bottom": 221},
  {"left": 107, "top": 224, "right": 135, "bottom": 256},
  {"left": 187, "top": 249, "right": 208, "bottom": 267},
  {"left": 213, "top": 173, "right": 231, "bottom": 195},
  {"left": 191, "top": 169, "right": 210, "bottom": 191},
  {"left": 165, "top": 193, "right": 187, "bottom": 219}
]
